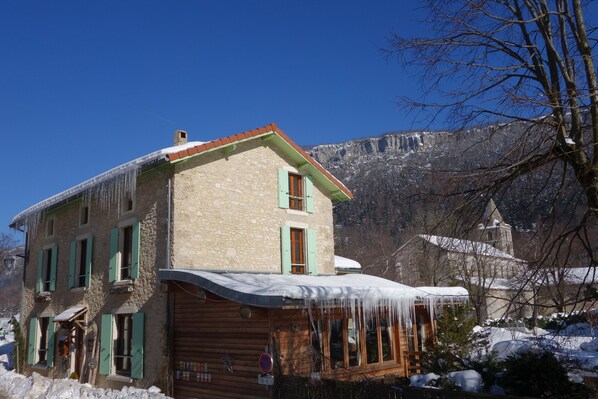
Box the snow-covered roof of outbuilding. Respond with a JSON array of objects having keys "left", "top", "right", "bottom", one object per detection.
[
  {"left": 419, "top": 234, "right": 523, "bottom": 261},
  {"left": 334, "top": 255, "right": 362, "bottom": 271},
  {"left": 159, "top": 269, "right": 468, "bottom": 323}
]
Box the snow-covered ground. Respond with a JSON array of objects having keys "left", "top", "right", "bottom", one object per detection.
[
  {"left": 2, "top": 315, "right": 597, "bottom": 396},
  {"left": 410, "top": 315, "right": 598, "bottom": 393},
  {"left": 0, "top": 318, "right": 171, "bottom": 399}
]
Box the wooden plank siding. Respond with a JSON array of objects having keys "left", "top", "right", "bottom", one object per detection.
[
  {"left": 170, "top": 282, "right": 434, "bottom": 398},
  {"left": 172, "top": 284, "right": 271, "bottom": 399}
]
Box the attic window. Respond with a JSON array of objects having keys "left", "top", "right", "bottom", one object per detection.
[
  {"left": 80, "top": 205, "right": 89, "bottom": 226},
  {"left": 122, "top": 192, "right": 134, "bottom": 214},
  {"left": 180, "top": 132, "right": 187, "bottom": 139},
  {"left": 46, "top": 218, "right": 55, "bottom": 238}
]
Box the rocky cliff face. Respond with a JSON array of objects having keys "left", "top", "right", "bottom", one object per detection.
[{"left": 309, "top": 130, "right": 449, "bottom": 167}]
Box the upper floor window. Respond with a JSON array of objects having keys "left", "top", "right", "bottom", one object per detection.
[
  {"left": 46, "top": 218, "right": 55, "bottom": 238},
  {"left": 109, "top": 222, "right": 140, "bottom": 282},
  {"left": 281, "top": 226, "right": 317, "bottom": 275},
  {"left": 69, "top": 235, "right": 93, "bottom": 289},
  {"left": 36, "top": 246, "right": 57, "bottom": 293},
  {"left": 288, "top": 174, "right": 303, "bottom": 210},
  {"left": 277, "top": 169, "right": 314, "bottom": 213},
  {"left": 99, "top": 312, "right": 144, "bottom": 379},
  {"left": 27, "top": 316, "right": 55, "bottom": 367},
  {"left": 80, "top": 204, "right": 89, "bottom": 226}
]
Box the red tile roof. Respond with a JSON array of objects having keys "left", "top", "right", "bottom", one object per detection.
[{"left": 166, "top": 123, "right": 352, "bottom": 200}]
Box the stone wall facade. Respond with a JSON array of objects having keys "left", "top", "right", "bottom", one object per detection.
[
  {"left": 171, "top": 139, "right": 336, "bottom": 274},
  {"left": 21, "top": 167, "right": 171, "bottom": 391}
]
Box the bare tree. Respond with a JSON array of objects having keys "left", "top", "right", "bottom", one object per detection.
[{"left": 387, "top": 0, "right": 598, "bottom": 294}]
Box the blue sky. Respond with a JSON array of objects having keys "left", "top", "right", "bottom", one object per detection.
[{"left": 0, "top": 1, "right": 428, "bottom": 237}]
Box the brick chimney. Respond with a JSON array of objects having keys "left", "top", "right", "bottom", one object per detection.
[{"left": 174, "top": 130, "right": 188, "bottom": 146}]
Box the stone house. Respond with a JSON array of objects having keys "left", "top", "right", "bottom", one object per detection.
[
  {"left": 10, "top": 124, "right": 466, "bottom": 398},
  {"left": 395, "top": 200, "right": 528, "bottom": 322}
]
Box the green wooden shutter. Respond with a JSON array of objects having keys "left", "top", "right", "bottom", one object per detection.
[
  {"left": 307, "top": 228, "right": 318, "bottom": 275},
  {"left": 68, "top": 241, "right": 76, "bottom": 289},
  {"left": 281, "top": 225, "right": 291, "bottom": 274},
  {"left": 131, "top": 222, "right": 141, "bottom": 279},
  {"left": 36, "top": 251, "right": 43, "bottom": 293},
  {"left": 27, "top": 318, "right": 38, "bottom": 364},
  {"left": 131, "top": 312, "right": 145, "bottom": 379},
  {"left": 305, "top": 175, "right": 315, "bottom": 213},
  {"left": 277, "top": 169, "right": 289, "bottom": 209},
  {"left": 109, "top": 228, "right": 119, "bottom": 283},
  {"left": 49, "top": 245, "right": 58, "bottom": 291},
  {"left": 85, "top": 235, "right": 93, "bottom": 288},
  {"left": 99, "top": 314, "right": 113, "bottom": 375},
  {"left": 46, "top": 316, "right": 55, "bottom": 367}
]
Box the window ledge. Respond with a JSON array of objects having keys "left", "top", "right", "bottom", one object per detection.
[
  {"left": 31, "top": 363, "right": 51, "bottom": 370},
  {"left": 70, "top": 287, "right": 87, "bottom": 292},
  {"left": 106, "top": 374, "right": 133, "bottom": 383},
  {"left": 34, "top": 292, "right": 52, "bottom": 302},
  {"left": 286, "top": 209, "right": 308, "bottom": 216},
  {"left": 110, "top": 280, "right": 135, "bottom": 294},
  {"left": 113, "top": 279, "right": 134, "bottom": 286}
]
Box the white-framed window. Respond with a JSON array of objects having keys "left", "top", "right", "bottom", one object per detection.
[
  {"left": 99, "top": 312, "right": 144, "bottom": 379},
  {"left": 69, "top": 235, "right": 93, "bottom": 289},
  {"left": 36, "top": 245, "right": 57, "bottom": 293},
  {"left": 27, "top": 316, "right": 55, "bottom": 367},
  {"left": 277, "top": 168, "right": 314, "bottom": 213},
  {"left": 80, "top": 204, "right": 90, "bottom": 226},
  {"left": 281, "top": 225, "right": 317, "bottom": 275},
  {"left": 109, "top": 221, "right": 140, "bottom": 282}
]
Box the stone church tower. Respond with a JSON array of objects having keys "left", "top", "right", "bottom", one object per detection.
[{"left": 478, "top": 199, "right": 514, "bottom": 255}]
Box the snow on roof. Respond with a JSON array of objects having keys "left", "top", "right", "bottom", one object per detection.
[
  {"left": 419, "top": 234, "right": 520, "bottom": 260},
  {"left": 467, "top": 277, "right": 523, "bottom": 290},
  {"left": 561, "top": 267, "right": 598, "bottom": 285},
  {"left": 334, "top": 255, "right": 362, "bottom": 270},
  {"left": 537, "top": 267, "right": 598, "bottom": 286},
  {"left": 11, "top": 140, "right": 205, "bottom": 232},
  {"left": 54, "top": 306, "right": 87, "bottom": 322},
  {"left": 159, "top": 269, "right": 468, "bottom": 324}
]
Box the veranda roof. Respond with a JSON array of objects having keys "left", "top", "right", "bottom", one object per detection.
[{"left": 158, "top": 269, "right": 468, "bottom": 310}]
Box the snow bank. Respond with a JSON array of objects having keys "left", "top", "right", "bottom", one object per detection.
[
  {"left": 447, "top": 370, "right": 483, "bottom": 393},
  {"left": 0, "top": 367, "right": 171, "bottom": 399},
  {"left": 409, "top": 372, "right": 440, "bottom": 388},
  {"left": 409, "top": 370, "right": 482, "bottom": 393}
]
